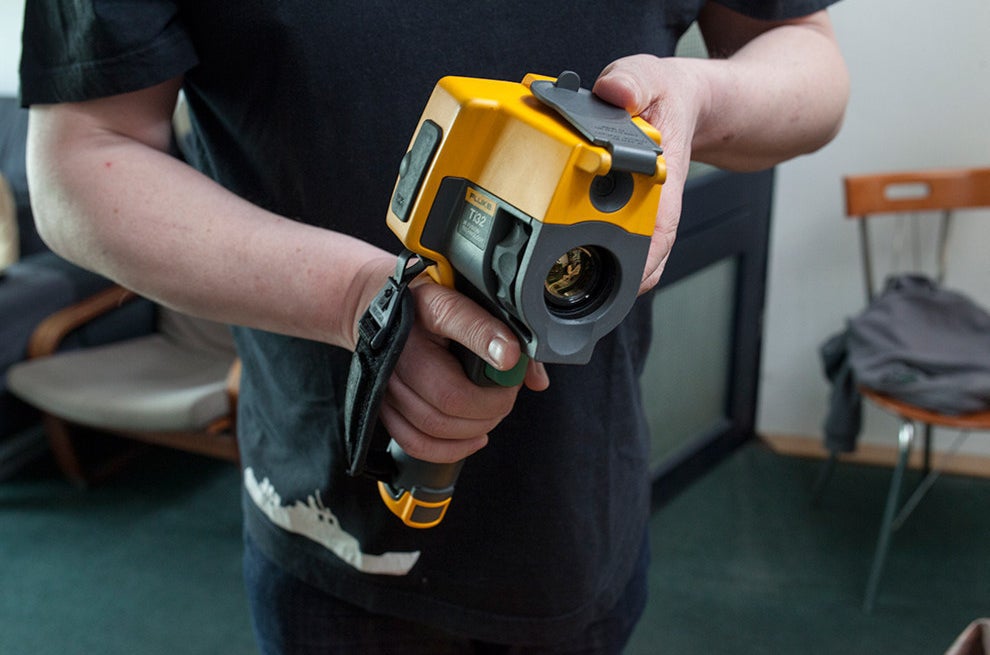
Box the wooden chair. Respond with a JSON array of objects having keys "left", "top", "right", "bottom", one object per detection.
[
  {"left": 823, "top": 167, "right": 990, "bottom": 612},
  {"left": 7, "top": 285, "right": 240, "bottom": 485}
]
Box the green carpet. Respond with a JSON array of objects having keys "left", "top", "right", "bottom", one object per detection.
[
  {"left": 1, "top": 442, "right": 987, "bottom": 654},
  {"left": 0, "top": 451, "right": 253, "bottom": 655},
  {"left": 627, "top": 442, "right": 990, "bottom": 654}
]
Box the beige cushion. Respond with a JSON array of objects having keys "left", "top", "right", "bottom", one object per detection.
[
  {"left": 7, "top": 316, "right": 236, "bottom": 433},
  {"left": 158, "top": 307, "right": 235, "bottom": 354},
  {"left": 0, "top": 173, "right": 17, "bottom": 271}
]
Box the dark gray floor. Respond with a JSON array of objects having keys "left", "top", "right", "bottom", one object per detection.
[{"left": 1, "top": 441, "right": 986, "bottom": 654}]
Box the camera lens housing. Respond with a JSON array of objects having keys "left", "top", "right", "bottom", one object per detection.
[
  {"left": 544, "top": 246, "right": 613, "bottom": 318},
  {"left": 429, "top": 178, "right": 649, "bottom": 364}
]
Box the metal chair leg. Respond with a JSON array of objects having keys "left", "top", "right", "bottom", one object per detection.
[
  {"left": 892, "top": 429, "right": 969, "bottom": 531},
  {"left": 863, "top": 419, "right": 914, "bottom": 613},
  {"left": 921, "top": 423, "right": 933, "bottom": 476}
]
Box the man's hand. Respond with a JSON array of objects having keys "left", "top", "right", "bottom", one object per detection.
[
  {"left": 594, "top": 57, "right": 709, "bottom": 295},
  {"left": 349, "top": 261, "right": 549, "bottom": 465},
  {"left": 592, "top": 7, "right": 848, "bottom": 295}
]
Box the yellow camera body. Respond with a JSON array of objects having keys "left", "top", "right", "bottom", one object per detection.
[
  {"left": 370, "top": 72, "right": 665, "bottom": 528},
  {"left": 387, "top": 71, "right": 665, "bottom": 367}
]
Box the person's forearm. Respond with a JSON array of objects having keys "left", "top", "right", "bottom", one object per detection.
[
  {"left": 27, "top": 80, "right": 541, "bottom": 466},
  {"left": 691, "top": 8, "right": 850, "bottom": 170},
  {"left": 28, "top": 109, "right": 393, "bottom": 350}
]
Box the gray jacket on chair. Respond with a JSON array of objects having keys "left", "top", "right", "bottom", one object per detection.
[{"left": 821, "top": 274, "right": 990, "bottom": 452}]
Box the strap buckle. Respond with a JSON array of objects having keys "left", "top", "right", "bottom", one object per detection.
[{"left": 344, "top": 250, "right": 433, "bottom": 480}]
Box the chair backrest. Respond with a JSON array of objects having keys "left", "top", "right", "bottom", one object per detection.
[
  {"left": 844, "top": 167, "right": 990, "bottom": 216},
  {"left": 842, "top": 167, "right": 990, "bottom": 301}
]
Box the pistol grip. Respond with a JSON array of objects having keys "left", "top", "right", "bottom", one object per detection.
[
  {"left": 378, "top": 347, "right": 526, "bottom": 528},
  {"left": 379, "top": 442, "right": 464, "bottom": 529}
]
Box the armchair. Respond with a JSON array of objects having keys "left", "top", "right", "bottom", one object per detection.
[
  {"left": 7, "top": 287, "right": 240, "bottom": 485},
  {"left": 1, "top": 97, "right": 125, "bottom": 471}
]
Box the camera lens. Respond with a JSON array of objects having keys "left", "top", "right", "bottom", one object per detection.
[{"left": 544, "top": 246, "right": 611, "bottom": 317}]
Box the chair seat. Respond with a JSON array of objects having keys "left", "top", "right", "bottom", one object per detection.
[
  {"left": 7, "top": 334, "right": 235, "bottom": 433},
  {"left": 861, "top": 387, "right": 990, "bottom": 430}
]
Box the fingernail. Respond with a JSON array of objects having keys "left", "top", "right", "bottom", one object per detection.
[{"left": 487, "top": 336, "right": 508, "bottom": 369}]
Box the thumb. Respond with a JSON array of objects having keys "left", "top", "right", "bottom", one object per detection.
[
  {"left": 592, "top": 60, "right": 649, "bottom": 115},
  {"left": 412, "top": 281, "right": 522, "bottom": 373}
]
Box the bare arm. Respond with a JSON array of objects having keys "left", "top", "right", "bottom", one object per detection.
[
  {"left": 27, "top": 77, "right": 548, "bottom": 464},
  {"left": 27, "top": 78, "right": 389, "bottom": 349},
  {"left": 594, "top": 5, "right": 849, "bottom": 291},
  {"left": 693, "top": 5, "right": 849, "bottom": 168}
]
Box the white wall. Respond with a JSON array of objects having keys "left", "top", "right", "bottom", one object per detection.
[
  {"left": 759, "top": 0, "right": 990, "bottom": 454},
  {"left": 0, "top": 0, "right": 23, "bottom": 96}
]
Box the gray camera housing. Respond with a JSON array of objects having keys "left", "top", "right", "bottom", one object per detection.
[{"left": 421, "top": 177, "right": 649, "bottom": 365}]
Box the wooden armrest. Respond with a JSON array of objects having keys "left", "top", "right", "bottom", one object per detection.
[
  {"left": 27, "top": 285, "right": 139, "bottom": 358},
  {"left": 206, "top": 358, "right": 242, "bottom": 435},
  {"left": 226, "top": 358, "right": 241, "bottom": 409}
]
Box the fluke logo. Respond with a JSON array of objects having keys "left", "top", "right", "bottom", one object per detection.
[{"left": 465, "top": 188, "right": 496, "bottom": 216}]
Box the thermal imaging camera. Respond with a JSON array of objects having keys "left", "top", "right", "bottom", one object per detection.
[
  {"left": 356, "top": 71, "right": 665, "bottom": 528},
  {"left": 388, "top": 71, "right": 665, "bottom": 376}
]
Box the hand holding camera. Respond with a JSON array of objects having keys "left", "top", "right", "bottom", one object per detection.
[
  {"left": 347, "top": 71, "right": 664, "bottom": 527},
  {"left": 378, "top": 276, "right": 547, "bottom": 465}
]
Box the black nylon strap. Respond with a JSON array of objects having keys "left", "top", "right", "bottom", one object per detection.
[{"left": 343, "top": 251, "right": 431, "bottom": 481}]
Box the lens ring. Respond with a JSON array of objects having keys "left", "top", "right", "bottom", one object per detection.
[{"left": 544, "top": 246, "right": 612, "bottom": 318}]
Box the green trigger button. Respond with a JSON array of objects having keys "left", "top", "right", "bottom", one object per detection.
[{"left": 485, "top": 354, "right": 529, "bottom": 387}]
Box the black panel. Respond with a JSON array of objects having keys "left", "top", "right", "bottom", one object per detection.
[{"left": 649, "top": 167, "right": 775, "bottom": 507}]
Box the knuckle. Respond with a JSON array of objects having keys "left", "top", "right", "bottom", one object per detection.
[
  {"left": 398, "top": 437, "right": 432, "bottom": 462},
  {"left": 423, "top": 290, "right": 451, "bottom": 322},
  {"left": 402, "top": 436, "right": 466, "bottom": 465},
  {"left": 422, "top": 288, "right": 460, "bottom": 331},
  {"left": 421, "top": 287, "right": 493, "bottom": 349},
  {"left": 416, "top": 406, "right": 456, "bottom": 439},
  {"left": 433, "top": 383, "right": 470, "bottom": 417}
]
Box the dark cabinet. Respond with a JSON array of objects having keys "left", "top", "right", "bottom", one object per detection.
[{"left": 644, "top": 165, "right": 775, "bottom": 505}]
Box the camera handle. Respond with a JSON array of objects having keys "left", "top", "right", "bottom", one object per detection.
[
  {"left": 376, "top": 444, "right": 465, "bottom": 529},
  {"left": 377, "top": 344, "right": 526, "bottom": 527},
  {"left": 344, "top": 250, "right": 527, "bottom": 528}
]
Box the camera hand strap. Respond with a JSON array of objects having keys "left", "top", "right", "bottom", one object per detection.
[{"left": 343, "top": 250, "right": 431, "bottom": 481}]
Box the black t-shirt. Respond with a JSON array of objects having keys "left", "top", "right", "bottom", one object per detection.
[{"left": 21, "top": 0, "right": 838, "bottom": 644}]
